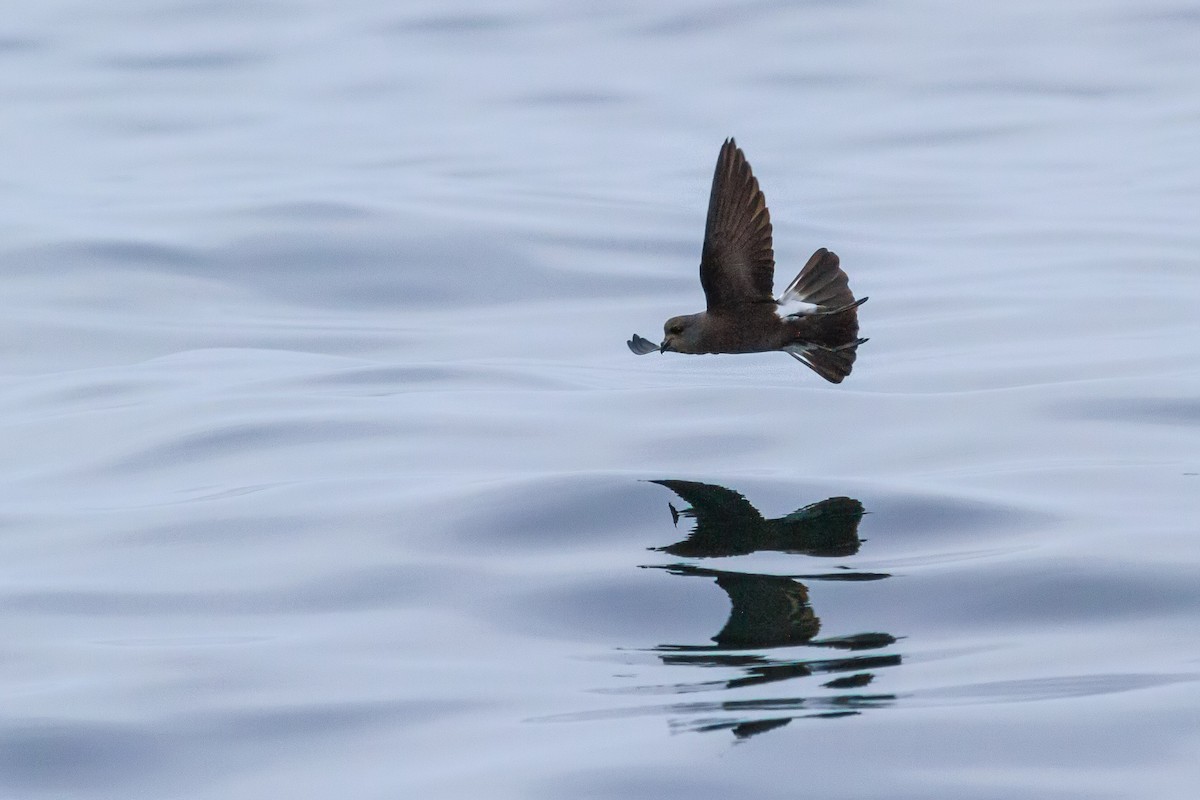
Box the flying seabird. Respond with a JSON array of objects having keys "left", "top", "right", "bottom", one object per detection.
[{"left": 627, "top": 138, "right": 867, "bottom": 383}]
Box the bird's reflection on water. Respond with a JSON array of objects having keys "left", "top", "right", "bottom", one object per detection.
[
  {"left": 639, "top": 480, "right": 901, "bottom": 738},
  {"left": 650, "top": 479, "right": 865, "bottom": 558}
]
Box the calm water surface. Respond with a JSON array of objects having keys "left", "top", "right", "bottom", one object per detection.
[{"left": 2, "top": 1, "right": 1199, "bottom": 798}]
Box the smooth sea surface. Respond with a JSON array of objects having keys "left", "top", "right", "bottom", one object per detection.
[{"left": 3, "top": 1, "right": 1199, "bottom": 797}]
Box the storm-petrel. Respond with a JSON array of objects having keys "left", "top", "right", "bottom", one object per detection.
[{"left": 627, "top": 138, "right": 867, "bottom": 383}]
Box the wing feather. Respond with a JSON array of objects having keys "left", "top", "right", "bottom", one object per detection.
[{"left": 698, "top": 139, "right": 776, "bottom": 311}]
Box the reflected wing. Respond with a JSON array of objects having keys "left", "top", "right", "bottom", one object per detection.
[
  {"left": 627, "top": 334, "right": 660, "bottom": 355},
  {"left": 651, "top": 479, "right": 764, "bottom": 526},
  {"left": 712, "top": 572, "right": 819, "bottom": 648},
  {"left": 699, "top": 138, "right": 775, "bottom": 311}
]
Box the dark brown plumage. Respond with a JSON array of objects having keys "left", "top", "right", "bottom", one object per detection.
[
  {"left": 700, "top": 139, "right": 776, "bottom": 309},
  {"left": 627, "top": 138, "right": 867, "bottom": 383}
]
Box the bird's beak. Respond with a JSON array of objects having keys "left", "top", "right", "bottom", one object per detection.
[{"left": 659, "top": 339, "right": 670, "bottom": 353}]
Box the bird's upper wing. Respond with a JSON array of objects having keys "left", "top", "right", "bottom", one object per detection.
[{"left": 698, "top": 138, "right": 776, "bottom": 311}]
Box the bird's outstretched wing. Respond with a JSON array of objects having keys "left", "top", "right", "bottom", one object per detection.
[{"left": 699, "top": 138, "right": 775, "bottom": 311}]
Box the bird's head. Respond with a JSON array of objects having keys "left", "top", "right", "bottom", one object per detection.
[{"left": 661, "top": 314, "right": 703, "bottom": 354}]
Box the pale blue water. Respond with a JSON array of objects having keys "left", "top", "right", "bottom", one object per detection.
[{"left": 2, "top": 1, "right": 1199, "bottom": 797}]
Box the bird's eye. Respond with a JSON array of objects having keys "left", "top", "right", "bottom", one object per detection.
[{"left": 670, "top": 326, "right": 682, "bottom": 335}]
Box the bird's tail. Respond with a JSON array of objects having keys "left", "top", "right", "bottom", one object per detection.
[
  {"left": 785, "top": 338, "right": 868, "bottom": 384},
  {"left": 778, "top": 248, "right": 863, "bottom": 311},
  {"left": 778, "top": 248, "right": 868, "bottom": 383}
]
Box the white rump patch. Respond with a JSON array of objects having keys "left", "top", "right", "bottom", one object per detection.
[{"left": 775, "top": 297, "right": 821, "bottom": 318}]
